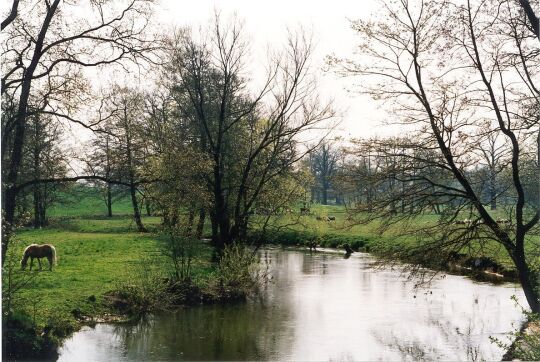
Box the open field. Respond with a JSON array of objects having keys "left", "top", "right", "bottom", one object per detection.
[{"left": 260, "top": 203, "right": 527, "bottom": 272}]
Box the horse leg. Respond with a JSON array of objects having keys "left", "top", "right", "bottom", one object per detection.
[
  {"left": 29, "top": 257, "right": 34, "bottom": 271},
  {"left": 48, "top": 256, "right": 53, "bottom": 271},
  {"left": 37, "top": 258, "right": 42, "bottom": 271}
]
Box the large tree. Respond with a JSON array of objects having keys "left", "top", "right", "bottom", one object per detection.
[
  {"left": 164, "top": 17, "right": 334, "bottom": 248},
  {"left": 98, "top": 86, "right": 150, "bottom": 232},
  {"left": 333, "top": 0, "right": 539, "bottom": 311},
  {"left": 309, "top": 141, "right": 342, "bottom": 205},
  {"left": 24, "top": 113, "right": 66, "bottom": 227}
]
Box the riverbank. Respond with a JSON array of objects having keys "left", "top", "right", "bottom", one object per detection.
[
  {"left": 3, "top": 196, "right": 533, "bottom": 359},
  {"left": 252, "top": 203, "right": 527, "bottom": 283},
  {"left": 3, "top": 214, "right": 258, "bottom": 360},
  {"left": 252, "top": 227, "right": 519, "bottom": 284}
]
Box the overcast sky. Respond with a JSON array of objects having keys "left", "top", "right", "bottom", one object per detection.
[{"left": 155, "top": 0, "right": 391, "bottom": 140}]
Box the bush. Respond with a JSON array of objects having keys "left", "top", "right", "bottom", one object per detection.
[
  {"left": 494, "top": 297, "right": 540, "bottom": 360},
  {"left": 108, "top": 259, "right": 170, "bottom": 315},
  {"left": 209, "top": 244, "right": 266, "bottom": 301},
  {"left": 2, "top": 311, "right": 57, "bottom": 360},
  {"left": 159, "top": 225, "right": 200, "bottom": 282},
  {"left": 166, "top": 279, "right": 203, "bottom": 305},
  {"left": 44, "top": 312, "right": 77, "bottom": 340}
]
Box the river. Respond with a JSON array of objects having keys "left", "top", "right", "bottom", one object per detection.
[{"left": 58, "top": 248, "right": 524, "bottom": 361}]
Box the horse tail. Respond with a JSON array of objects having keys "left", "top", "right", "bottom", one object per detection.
[{"left": 50, "top": 245, "right": 57, "bottom": 265}]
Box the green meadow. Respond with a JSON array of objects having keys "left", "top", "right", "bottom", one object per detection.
[{"left": 7, "top": 187, "right": 534, "bottom": 330}]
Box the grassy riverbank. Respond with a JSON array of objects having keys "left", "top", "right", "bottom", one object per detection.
[
  {"left": 10, "top": 193, "right": 528, "bottom": 327},
  {"left": 9, "top": 192, "right": 530, "bottom": 325},
  {"left": 4, "top": 187, "right": 535, "bottom": 358},
  {"left": 8, "top": 216, "right": 214, "bottom": 324},
  {"left": 3, "top": 191, "right": 215, "bottom": 359},
  {"left": 258, "top": 203, "right": 524, "bottom": 277}
]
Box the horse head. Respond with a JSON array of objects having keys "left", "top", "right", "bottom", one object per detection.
[{"left": 20, "top": 255, "right": 28, "bottom": 270}]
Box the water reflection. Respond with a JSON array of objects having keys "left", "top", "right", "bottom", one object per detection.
[{"left": 58, "top": 248, "right": 523, "bottom": 361}]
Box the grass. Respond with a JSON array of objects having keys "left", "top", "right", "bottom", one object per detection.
[
  {"left": 7, "top": 214, "right": 214, "bottom": 329},
  {"left": 255, "top": 203, "right": 536, "bottom": 273},
  {"left": 7, "top": 186, "right": 537, "bottom": 328},
  {"left": 48, "top": 185, "right": 135, "bottom": 218}
]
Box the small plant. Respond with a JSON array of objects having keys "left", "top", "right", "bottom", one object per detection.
[
  {"left": 491, "top": 295, "right": 540, "bottom": 360},
  {"left": 214, "top": 243, "right": 267, "bottom": 301},
  {"left": 110, "top": 258, "right": 170, "bottom": 315},
  {"left": 2, "top": 310, "right": 57, "bottom": 360},
  {"left": 2, "top": 237, "right": 39, "bottom": 316},
  {"left": 44, "top": 311, "right": 77, "bottom": 340},
  {"left": 160, "top": 223, "right": 198, "bottom": 282}
]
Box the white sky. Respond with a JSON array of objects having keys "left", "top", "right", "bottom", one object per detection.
[
  {"left": 154, "top": 0, "right": 391, "bottom": 140},
  {"left": 1, "top": 0, "right": 397, "bottom": 158}
]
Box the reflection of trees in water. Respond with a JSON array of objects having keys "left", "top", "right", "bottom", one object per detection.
[
  {"left": 371, "top": 315, "right": 487, "bottom": 361},
  {"left": 95, "top": 250, "right": 511, "bottom": 361},
  {"left": 109, "top": 301, "right": 294, "bottom": 360},
  {"left": 301, "top": 253, "right": 330, "bottom": 275}
]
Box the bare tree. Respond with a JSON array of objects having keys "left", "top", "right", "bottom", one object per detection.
[
  {"left": 1, "top": 0, "right": 19, "bottom": 31},
  {"left": 476, "top": 129, "right": 510, "bottom": 210},
  {"left": 518, "top": 0, "right": 539, "bottom": 39},
  {"left": 100, "top": 86, "right": 149, "bottom": 232},
  {"left": 165, "top": 16, "right": 334, "bottom": 248},
  {"left": 1, "top": 0, "right": 156, "bottom": 262},
  {"left": 84, "top": 133, "right": 123, "bottom": 217},
  {"left": 309, "top": 141, "right": 342, "bottom": 205},
  {"left": 332, "top": 0, "right": 540, "bottom": 311},
  {"left": 25, "top": 113, "right": 66, "bottom": 227}
]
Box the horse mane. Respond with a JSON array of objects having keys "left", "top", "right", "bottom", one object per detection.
[{"left": 22, "top": 244, "right": 38, "bottom": 255}]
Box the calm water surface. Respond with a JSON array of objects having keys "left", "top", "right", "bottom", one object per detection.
[{"left": 58, "top": 248, "right": 524, "bottom": 361}]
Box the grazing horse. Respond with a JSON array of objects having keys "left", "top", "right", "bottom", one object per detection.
[{"left": 21, "top": 244, "right": 57, "bottom": 271}]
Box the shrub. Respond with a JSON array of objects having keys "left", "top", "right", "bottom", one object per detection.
[
  {"left": 210, "top": 243, "right": 266, "bottom": 301},
  {"left": 494, "top": 296, "right": 540, "bottom": 360},
  {"left": 109, "top": 258, "right": 170, "bottom": 315},
  {"left": 2, "top": 238, "right": 39, "bottom": 315},
  {"left": 44, "top": 312, "right": 77, "bottom": 340},
  {"left": 2, "top": 311, "right": 57, "bottom": 360},
  {"left": 159, "top": 225, "right": 200, "bottom": 282}
]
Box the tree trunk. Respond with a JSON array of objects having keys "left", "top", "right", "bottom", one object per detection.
[
  {"left": 33, "top": 125, "right": 42, "bottom": 228},
  {"left": 1, "top": 0, "right": 60, "bottom": 267},
  {"left": 125, "top": 125, "right": 145, "bottom": 232},
  {"left": 145, "top": 200, "right": 151, "bottom": 217},
  {"left": 130, "top": 183, "right": 146, "bottom": 232},
  {"left": 210, "top": 211, "right": 219, "bottom": 247},
  {"left": 39, "top": 195, "right": 47, "bottom": 227},
  {"left": 213, "top": 163, "right": 231, "bottom": 247},
  {"left": 186, "top": 210, "right": 195, "bottom": 236},
  {"left": 490, "top": 167, "right": 497, "bottom": 210},
  {"left": 107, "top": 183, "right": 113, "bottom": 217},
  {"left": 33, "top": 186, "right": 41, "bottom": 228},
  {"left": 196, "top": 208, "right": 206, "bottom": 239},
  {"left": 322, "top": 186, "right": 328, "bottom": 205},
  {"left": 515, "top": 249, "right": 540, "bottom": 313}
]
